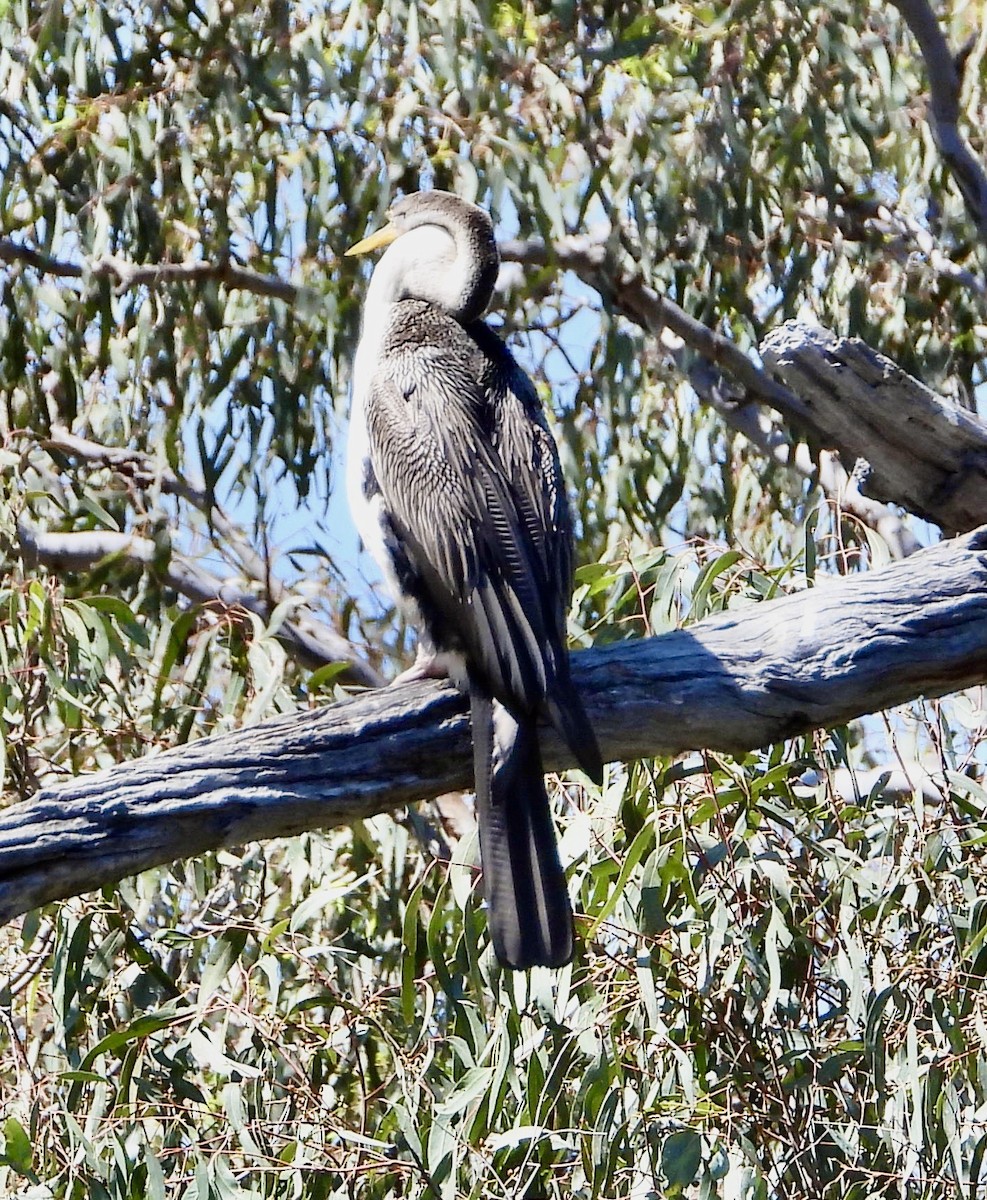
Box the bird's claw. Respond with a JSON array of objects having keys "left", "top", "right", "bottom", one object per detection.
[{"left": 391, "top": 651, "right": 450, "bottom": 686}]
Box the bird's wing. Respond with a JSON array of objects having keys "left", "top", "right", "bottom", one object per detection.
[
  {"left": 470, "top": 325, "right": 602, "bottom": 781},
  {"left": 365, "top": 309, "right": 566, "bottom": 715},
  {"left": 470, "top": 321, "right": 575, "bottom": 646}
]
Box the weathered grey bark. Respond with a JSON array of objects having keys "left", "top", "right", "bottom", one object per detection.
[
  {"left": 762, "top": 322, "right": 987, "bottom": 535},
  {"left": 500, "top": 240, "right": 977, "bottom": 546},
  {"left": 3, "top": 526, "right": 987, "bottom": 925}
]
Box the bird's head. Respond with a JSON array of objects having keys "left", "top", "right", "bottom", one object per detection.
[{"left": 346, "top": 191, "right": 499, "bottom": 323}]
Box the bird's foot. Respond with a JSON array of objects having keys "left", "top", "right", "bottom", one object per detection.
[{"left": 391, "top": 650, "right": 451, "bottom": 686}]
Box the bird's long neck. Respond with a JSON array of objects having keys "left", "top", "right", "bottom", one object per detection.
[
  {"left": 351, "top": 207, "right": 498, "bottom": 416},
  {"left": 427, "top": 211, "right": 499, "bottom": 322},
  {"left": 353, "top": 253, "right": 407, "bottom": 392},
  {"left": 351, "top": 229, "right": 444, "bottom": 408}
]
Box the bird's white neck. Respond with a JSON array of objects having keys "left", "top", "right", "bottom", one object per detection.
[
  {"left": 351, "top": 225, "right": 457, "bottom": 405},
  {"left": 348, "top": 229, "right": 452, "bottom": 541}
]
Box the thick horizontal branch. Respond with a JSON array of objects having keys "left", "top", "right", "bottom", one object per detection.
[
  {"left": 3, "top": 526, "right": 987, "bottom": 923},
  {"left": 17, "top": 522, "right": 381, "bottom": 687},
  {"left": 762, "top": 322, "right": 987, "bottom": 534}
]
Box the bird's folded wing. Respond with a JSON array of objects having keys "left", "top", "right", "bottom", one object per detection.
[{"left": 366, "top": 338, "right": 567, "bottom": 715}]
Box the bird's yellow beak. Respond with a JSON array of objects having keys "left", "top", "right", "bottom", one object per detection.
[{"left": 344, "top": 222, "right": 401, "bottom": 256}]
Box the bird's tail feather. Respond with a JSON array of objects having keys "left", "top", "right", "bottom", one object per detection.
[
  {"left": 470, "top": 687, "right": 574, "bottom": 970},
  {"left": 545, "top": 683, "right": 604, "bottom": 785}
]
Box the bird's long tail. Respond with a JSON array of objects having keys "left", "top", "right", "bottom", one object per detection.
[{"left": 470, "top": 685, "right": 574, "bottom": 970}]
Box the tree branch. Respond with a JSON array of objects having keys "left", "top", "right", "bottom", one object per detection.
[
  {"left": 17, "top": 522, "right": 382, "bottom": 687},
  {"left": 0, "top": 238, "right": 83, "bottom": 278},
  {"left": 873, "top": 201, "right": 985, "bottom": 296},
  {"left": 3, "top": 525, "right": 987, "bottom": 924},
  {"left": 761, "top": 322, "right": 987, "bottom": 534},
  {"left": 0, "top": 238, "right": 300, "bottom": 302},
  {"left": 890, "top": 0, "right": 987, "bottom": 244},
  {"left": 92, "top": 254, "right": 300, "bottom": 302},
  {"left": 501, "top": 238, "right": 962, "bottom": 545},
  {"left": 29, "top": 428, "right": 382, "bottom": 683},
  {"left": 698, "top": 379, "right": 919, "bottom": 558}
]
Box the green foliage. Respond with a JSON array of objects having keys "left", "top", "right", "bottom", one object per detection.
[
  {"left": 2, "top": 0, "right": 987, "bottom": 1197},
  {"left": 6, "top": 688, "right": 987, "bottom": 1197}
]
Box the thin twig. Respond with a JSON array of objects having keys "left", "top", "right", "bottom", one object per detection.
[
  {"left": 890, "top": 0, "right": 987, "bottom": 244},
  {"left": 800, "top": 192, "right": 986, "bottom": 297},
  {"left": 16, "top": 521, "right": 382, "bottom": 686},
  {"left": 877, "top": 202, "right": 985, "bottom": 294},
  {"left": 0, "top": 239, "right": 300, "bottom": 302}
]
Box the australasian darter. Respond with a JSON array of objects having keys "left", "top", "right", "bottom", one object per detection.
[{"left": 345, "top": 191, "right": 603, "bottom": 970}]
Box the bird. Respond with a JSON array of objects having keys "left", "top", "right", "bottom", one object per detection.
[{"left": 345, "top": 190, "right": 603, "bottom": 970}]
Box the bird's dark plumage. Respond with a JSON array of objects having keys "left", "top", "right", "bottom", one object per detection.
[{"left": 347, "top": 192, "right": 602, "bottom": 968}]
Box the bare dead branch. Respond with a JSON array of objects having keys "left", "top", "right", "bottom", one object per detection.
[
  {"left": 41, "top": 426, "right": 271, "bottom": 590},
  {"left": 0, "top": 238, "right": 300, "bottom": 302},
  {"left": 16, "top": 522, "right": 382, "bottom": 687},
  {"left": 762, "top": 322, "right": 987, "bottom": 535},
  {"left": 890, "top": 0, "right": 987, "bottom": 243},
  {"left": 3, "top": 524, "right": 986, "bottom": 923}
]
